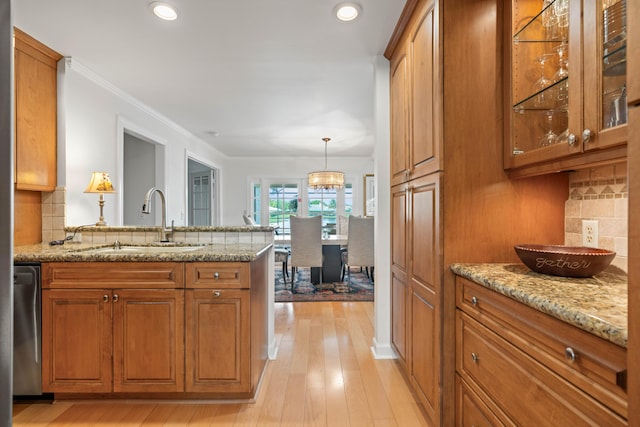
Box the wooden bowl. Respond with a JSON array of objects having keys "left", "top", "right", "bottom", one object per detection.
[{"left": 514, "top": 244, "right": 616, "bottom": 278}]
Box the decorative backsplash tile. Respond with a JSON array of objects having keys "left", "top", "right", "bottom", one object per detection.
[
  {"left": 565, "top": 164, "right": 628, "bottom": 272},
  {"left": 41, "top": 187, "right": 66, "bottom": 243}
]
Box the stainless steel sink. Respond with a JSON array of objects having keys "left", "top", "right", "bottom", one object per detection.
[{"left": 79, "top": 245, "right": 203, "bottom": 254}]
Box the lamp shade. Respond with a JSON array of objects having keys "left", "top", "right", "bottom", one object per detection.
[
  {"left": 308, "top": 137, "right": 345, "bottom": 189},
  {"left": 84, "top": 172, "right": 116, "bottom": 193},
  {"left": 308, "top": 171, "right": 345, "bottom": 189}
]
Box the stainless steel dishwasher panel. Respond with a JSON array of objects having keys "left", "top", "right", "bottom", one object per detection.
[{"left": 13, "top": 264, "right": 42, "bottom": 396}]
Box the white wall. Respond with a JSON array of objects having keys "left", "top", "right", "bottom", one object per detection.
[
  {"left": 59, "top": 58, "right": 227, "bottom": 227},
  {"left": 371, "top": 55, "right": 393, "bottom": 358},
  {"left": 221, "top": 156, "right": 374, "bottom": 226}
]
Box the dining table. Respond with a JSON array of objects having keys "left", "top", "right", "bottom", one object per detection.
[{"left": 274, "top": 234, "right": 347, "bottom": 284}]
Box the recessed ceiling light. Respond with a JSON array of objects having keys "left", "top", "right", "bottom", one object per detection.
[
  {"left": 334, "top": 2, "right": 362, "bottom": 22},
  {"left": 149, "top": 2, "right": 179, "bottom": 21}
]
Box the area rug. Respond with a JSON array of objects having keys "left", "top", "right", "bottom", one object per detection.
[{"left": 274, "top": 266, "right": 374, "bottom": 302}]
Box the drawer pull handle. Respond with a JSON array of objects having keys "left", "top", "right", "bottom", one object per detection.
[
  {"left": 214, "top": 272, "right": 220, "bottom": 280},
  {"left": 113, "top": 294, "right": 119, "bottom": 302},
  {"left": 565, "top": 347, "right": 576, "bottom": 362},
  {"left": 471, "top": 296, "right": 478, "bottom": 306},
  {"left": 213, "top": 291, "right": 221, "bottom": 297},
  {"left": 103, "top": 294, "right": 109, "bottom": 303},
  {"left": 471, "top": 352, "right": 479, "bottom": 363}
]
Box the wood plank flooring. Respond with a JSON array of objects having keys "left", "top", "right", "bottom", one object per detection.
[{"left": 12, "top": 302, "right": 429, "bottom": 426}]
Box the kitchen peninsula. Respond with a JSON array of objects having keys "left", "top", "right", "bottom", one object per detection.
[{"left": 15, "top": 227, "right": 273, "bottom": 400}]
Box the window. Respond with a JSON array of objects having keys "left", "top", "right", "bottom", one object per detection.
[
  {"left": 308, "top": 184, "right": 352, "bottom": 235},
  {"left": 249, "top": 179, "right": 354, "bottom": 236},
  {"left": 269, "top": 183, "right": 299, "bottom": 235},
  {"left": 251, "top": 183, "right": 261, "bottom": 224}
]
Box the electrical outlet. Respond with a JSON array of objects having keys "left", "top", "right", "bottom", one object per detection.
[{"left": 582, "top": 220, "right": 599, "bottom": 248}]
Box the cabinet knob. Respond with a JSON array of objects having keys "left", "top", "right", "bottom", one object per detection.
[
  {"left": 213, "top": 290, "right": 221, "bottom": 297},
  {"left": 567, "top": 133, "right": 576, "bottom": 146},
  {"left": 214, "top": 272, "right": 220, "bottom": 280},
  {"left": 113, "top": 294, "right": 119, "bottom": 302},
  {"left": 471, "top": 352, "right": 479, "bottom": 363},
  {"left": 471, "top": 296, "right": 478, "bottom": 307},
  {"left": 565, "top": 347, "right": 576, "bottom": 362},
  {"left": 103, "top": 294, "right": 109, "bottom": 303},
  {"left": 582, "top": 129, "right": 592, "bottom": 143}
]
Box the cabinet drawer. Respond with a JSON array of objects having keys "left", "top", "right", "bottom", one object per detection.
[
  {"left": 456, "top": 276, "right": 627, "bottom": 418},
  {"left": 457, "top": 311, "right": 626, "bottom": 426},
  {"left": 42, "top": 262, "right": 184, "bottom": 289},
  {"left": 456, "top": 375, "right": 507, "bottom": 427},
  {"left": 186, "top": 263, "right": 250, "bottom": 289}
]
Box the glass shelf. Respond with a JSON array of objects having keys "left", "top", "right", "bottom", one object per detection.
[
  {"left": 513, "top": 77, "right": 568, "bottom": 111},
  {"left": 603, "top": 44, "right": 626, "bottom": 76},
  {"left": 513, "top": 0, "right": 567, "bottom": 43}
]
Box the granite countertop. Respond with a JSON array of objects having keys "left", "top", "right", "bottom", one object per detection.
[
  {"left": 14, "top": 242, "right": 273, "bottom": 263},
  {"left": 450, "top": 263, "right": 628, "bottom": 348},
  {"left": 64, "top": 225, "right": 276, "bottom": 233}
]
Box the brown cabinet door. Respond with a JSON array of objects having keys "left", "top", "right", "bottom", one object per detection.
[
  {"left": 185, "top": 289, "right": 250, "bottom": 393},
  {"left": 112, "top": 289, "right": 184, "bottom": 392},
  {"left": 408, "top": 174, "right": 440, "bottom": 294},
  {"left": 391, "top": 183, "right": 409, "bottom": 366},
  {"left": 409, "top": 1, "right": 439, "bottom": 179},
  {"left": 14, "top": 28, "right": 61, "bottom": 191},
  {"left": 42, "top": 289, "right": 112, "bottom": 393},
  {"left": 390, "top": 49, "right": 410, "bottom": 186},
  {"left": 410, "top": 282, "right": 438, "bottom": 425},
  {"left": 408, "top": 172, "right": 441, "bottom": 426}
]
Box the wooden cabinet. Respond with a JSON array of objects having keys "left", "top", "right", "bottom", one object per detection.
[
  {"left": 41, "top": 289, "right": 112, "bottom": 393},
  {"left": 387, "top": 0, "right": 570, "bottom": 423},
  {"left": 40, "top": 257, "right": 268, "bottom": 398},
  {"left": 455, "top": 276, "right": 627, "bottom": 426},
  {"left": 14, "top": 28, "right": 61, "bottom": 191},
  {"left": 389, "top": 0, "right": 440, "bottom": 186},
  {"left": 391, "top": 172, "right": 442, "bottom": 425},
  {"left": 505, "top": 0, "right": 627, "bottom": 177},
  {"left": 185, "top": 258, "right": 268, "bottom": 397},
  {"left": 41, "top": 262, "right": 185, "bottom": 393},
  {"left": 390, "top": 183, "right": 409, "bottom": 366},
  {"left": 185, "top": 288, "right": 250, "bottom": 393}
]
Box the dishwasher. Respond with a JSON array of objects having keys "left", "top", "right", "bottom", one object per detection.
[{"left": 13, "top": 263, "right": 42, "bottom": 396}]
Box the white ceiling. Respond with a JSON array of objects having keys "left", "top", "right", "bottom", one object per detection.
[{"left": 14, "top": 0, "right": 405, "bottom": 158}]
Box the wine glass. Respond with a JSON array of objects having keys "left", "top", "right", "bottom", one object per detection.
[
  {"left": 552, "top": 43, "right": 569, "bottom": 103},
  {"left": 532, "top": 53, "right": 552, "bottom": 105},
  {"left": 539, "top": 110, "right": 558, "bottom": 147},
  {"left": 541, "top": 0, "right": 558, "bottom": 39},
  {"left": 552, "top": 43, "right": 569, "bottom": 82}
]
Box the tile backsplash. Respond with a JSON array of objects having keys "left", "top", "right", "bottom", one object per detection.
[
  {"left": 41, "top": 187, "right": 67, "bottom": 243},
  {"left": 565, "top": 164, "right": 628, "bottom": 271}
]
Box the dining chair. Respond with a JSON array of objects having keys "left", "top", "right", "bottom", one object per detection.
[
  {"left": 341, "top": 216, "right": 374, "bottom": 287},
  {"left": 274, "top": 246, "right": 290, "bottom": 281},
  {"left": 289, "top": 215, "right": 323, "bottom": 289},
  {"left": 337, "top": 215, "right": 349, "bottom": 236}
]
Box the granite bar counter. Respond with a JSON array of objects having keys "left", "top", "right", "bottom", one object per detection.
[
  {"left": 450, "top": 263, "right": 628, "bottom": 347},
  {"left": 14, "top": 241, "right": 273, "bottom": 263}
]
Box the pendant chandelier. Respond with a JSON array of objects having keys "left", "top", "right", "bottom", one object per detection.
[{"left": 308, "top": 137, "right": 345, "bottom": 190}]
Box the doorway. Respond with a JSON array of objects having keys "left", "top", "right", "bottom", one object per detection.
[
  {"left": 187, "top": 158, "right": 218, "bottom": 226},
  {"left": 122, "top": 131, "right": 165, "bottom": 225}
]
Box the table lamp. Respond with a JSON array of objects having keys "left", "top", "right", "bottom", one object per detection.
[{"left": 84, "top": 172, "right": 116, "bottom": 226}]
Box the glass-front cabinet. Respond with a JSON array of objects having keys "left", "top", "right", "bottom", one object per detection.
[{"left": 506, "top": 0, "right": 627, "bottom": 175}]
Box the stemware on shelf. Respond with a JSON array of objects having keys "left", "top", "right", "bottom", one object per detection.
[
  {"left": 532, "top": 53, "right": 553, "bottom": 105},
  {"left": 553, "top": 42, "right": 569, "bottom": 102},
  {"left": 539, "top": 110, "right": 558, "bottom": 147}
]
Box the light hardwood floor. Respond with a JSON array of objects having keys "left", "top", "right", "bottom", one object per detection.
[{"left": 13, "top": 302, "right": 429, "bottom": 426}]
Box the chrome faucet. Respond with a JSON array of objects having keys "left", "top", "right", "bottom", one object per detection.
[{"left": 142, "top": 187, "right": 172, "bottom": 242}]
